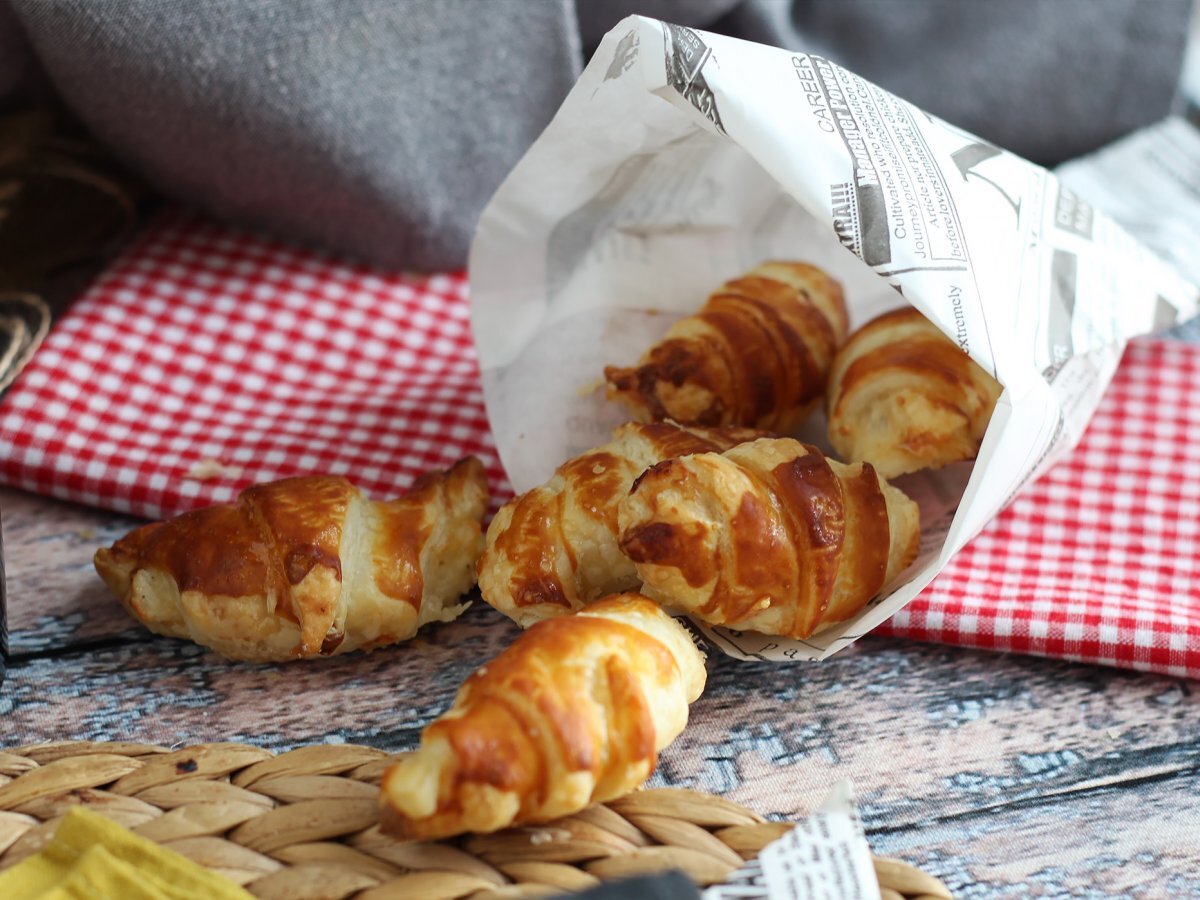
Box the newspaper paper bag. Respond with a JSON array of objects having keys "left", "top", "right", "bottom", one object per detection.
[{"left": 468, "top": 17, "right": 1199, "bottom": 662}]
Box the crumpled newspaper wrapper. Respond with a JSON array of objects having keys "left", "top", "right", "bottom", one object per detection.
[
  {"left": 468, "top": 16, "right": 1200, "bottom": 662},
  {"left": 704, "top": 782, "right": 878, "bottom": 900}
]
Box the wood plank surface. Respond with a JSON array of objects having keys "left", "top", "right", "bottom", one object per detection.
[
  {"left": 872, "top": 773, "right": 1200, "bottom": 896},
  {"left": 2, "top": 485, "right": 1197, "bottom": 897},
  {"left": 3, "top": 486, "right": 143, "bottom": 653}
]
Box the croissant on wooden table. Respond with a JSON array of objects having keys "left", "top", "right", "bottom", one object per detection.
[
  {"left": 618, "top": 438, "right": 920, "bottom": 640},
  {"left": 603, "top": 262, "right": 848, "bottom": 431},
  {"left": 826, "top": 307, "right": 1003, "bottom": 479},
  {"left": 478, "top": 421, "right": 763, "bottom": 627},
  {"left": 93, "top": 458, "right": 489, "bottom": 662},
  {"left": 379, "top": 593, "right": 706, "bottom": 840}
]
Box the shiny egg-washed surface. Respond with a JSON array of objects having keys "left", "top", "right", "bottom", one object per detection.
[{"left": 2, "top": 485, "right": 1198, "bottom": 897}]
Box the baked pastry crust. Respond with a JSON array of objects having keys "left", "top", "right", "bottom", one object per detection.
[
  {"left": 93, "top": 459, "right": 489, "bottom": 661},
  {"left": 478, "top": 421, "right": 763, "bottom": 627},
  {"left": 618, "top": 438, "right": 919, "bottom": 639},
  {"left": 826, "top": 307, "right": 1003, "bottom": 479},
  {"left": 379, "top": 593, "right": 706, "bottom": 840},
  {"left": 604, "top": 262, "right": 848, "bottom": 431}
]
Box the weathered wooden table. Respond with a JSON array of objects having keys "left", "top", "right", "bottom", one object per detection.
[{"left": 2, "top": 484, "right": 1197, "bottom": 897}]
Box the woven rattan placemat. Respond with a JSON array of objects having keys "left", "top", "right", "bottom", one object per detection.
[{"left": 0, "top": 741, "right": 951, "bottom": 899}]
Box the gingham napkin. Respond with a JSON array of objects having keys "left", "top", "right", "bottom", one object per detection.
[
  {"left": 876, "top": 337, "right": 1200, "bottom": 678},
  {"left": 0, "top": 212, "right": 508, "bottom": 514},
  {"left": 2, "top": 211, "right": 1196, "bottom": 678}
]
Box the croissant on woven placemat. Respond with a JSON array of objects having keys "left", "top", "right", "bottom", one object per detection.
[
  {"left": 93, "top": 459, "right": 489, "bottom": 662},
  {"left": 380, "top": 593, "right": 706, "bottom": 840},
  {"left": 603, "top": 262, "right": 848, "bottom": 432},
  {"left": 478, "top": 420, "right": 764, "bottom": 627},
  {"left": 826, "top": 306, "right": 1004, "bottom": 479},
  {"left": 618, "top": 438, "right": 920, "bottom": 640}
]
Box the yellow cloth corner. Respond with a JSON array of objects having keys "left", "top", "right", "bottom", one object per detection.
[
  {"left": 0, "top": 806, "right": 252, "bottom": 900},
  {"left": 31, "top": 845, "right": 172, "bottom": 900}
]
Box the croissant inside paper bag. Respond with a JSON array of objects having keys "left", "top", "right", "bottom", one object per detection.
[
  {"left": 826, "top": 307, "right": 1003, "bottom": 479},
  {"left": 604, "top": 262, "right": 848, "bottom": 432},
  {"left": 619, "top": 438, "right": 920, "bottom": 640}
]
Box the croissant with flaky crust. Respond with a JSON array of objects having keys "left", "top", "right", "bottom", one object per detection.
[
  {"left": 478, "top": 421, "right": 763, "bottom": 627},
  {"left": 93, "top": 459, "right": 489, "bottom": 661},
  {"left": 604, "top": 262, "right": 848, "bottom": 431},
  {"left": 618, "top": 438, "right": 919, "bottom": 640},
  {"left": 379, "top": 593, "right": 706, "bottom": 840},
  {"left": 826, "top": 307, "right": 1003, "bottom": 479}
]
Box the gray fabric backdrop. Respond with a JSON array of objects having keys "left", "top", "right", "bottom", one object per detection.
[{"left": 1, "top": 1, "right": 1191, "bottom": 270}]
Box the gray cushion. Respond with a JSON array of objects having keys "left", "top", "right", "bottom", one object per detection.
[{"left": 1, "top": 0, "right": 1189, "bottom": 270}]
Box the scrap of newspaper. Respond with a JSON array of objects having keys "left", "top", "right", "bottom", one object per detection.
[
  {"left": 469, "top": 16, "right": 1200, "bottom": 663},
  {"left": 703, "top": 782, "right": 878, "bottom": 900}
]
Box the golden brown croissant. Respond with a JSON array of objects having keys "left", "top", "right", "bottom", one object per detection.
[
  {"left": 93, "top": 459, "right": 489, "bottom": 661},
  {"left": 603, "top": 262, "right": 848, "bottom": 431},
  {"left": 478, "top": 421, "right": 764, "bottom": 627},
  {"left": 618, "top": 438, "right": 919, "bottom": 639},
  {"left": 379, "top": 593, "right": 706, "bottom": 839},
  {"left": 826, "top": 307, "right": 1003, "bottom": 479}
]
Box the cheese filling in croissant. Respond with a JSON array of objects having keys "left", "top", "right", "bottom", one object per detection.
[
  {"left": 477, "top": 421, "right": 763, "bottom": 627},
  {"left": 379, "top": 593, "right": 707, "bottom": 840},
  {"left": 604, "top": 262, "right": 848, "bottom": 431},
  {"left": 826, "top": 306, "right": 1003, "bottom": 479},
  {"left": 618, "top": 438, "right": 920, "bottom": 640},
  {"left": 93, "top": 458, "right": 489, "bottom": 661}
]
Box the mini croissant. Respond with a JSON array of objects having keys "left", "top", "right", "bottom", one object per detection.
[
  {"left": 380, "top": 593, "right": 706, "bottom": 840},
  {"left": 604, "top": 262, "right": 848, "bottom": 431},
  {"left": 94, "top": 459, "right": 489, "bottom": 661},
  {"left": 618, "top": 438, "right": 919, "bottom": 639},
  {"left": 826, "top": 307, "right": 1003, "bottom": 479},
  {"left": 478, "top": 421, "right": 763, "bottom": 627}
]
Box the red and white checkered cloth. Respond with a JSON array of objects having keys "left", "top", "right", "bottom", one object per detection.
[
  {"left": 0, "top": 212, "right": 508, "bottom": 515},
  {"left": 2, "top": 211, "right": 1197, "bottom": 678},
  {"left": 878, "top": 337, "right": 1200, "bottom": 678}
]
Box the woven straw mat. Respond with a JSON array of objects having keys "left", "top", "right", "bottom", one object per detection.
[{"left": 0, "top": 740, "right": 952, "bottom": 899}]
